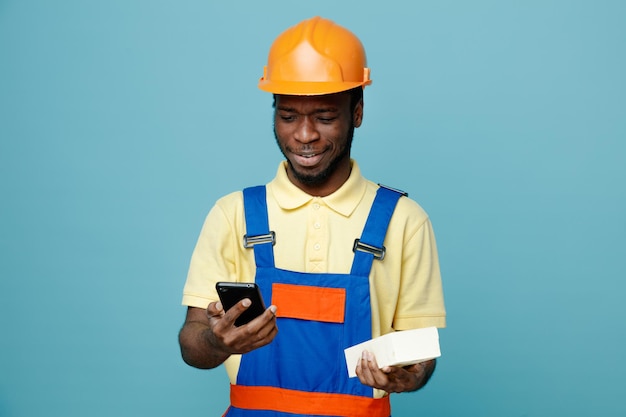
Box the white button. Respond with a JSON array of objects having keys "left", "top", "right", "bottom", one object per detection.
[
  {"left": 313, "top": 203, "right": 320, "bottom": 210},
  {"left": 314, "top": 222, "right": 321, "bottom": 229},
  {"left": 314, "top": 243, "right": 321, "bottom": 250}
]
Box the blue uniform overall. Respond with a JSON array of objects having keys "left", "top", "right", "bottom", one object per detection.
[{"left": 225, "top": 185, "right": 404, "bottom": 417}]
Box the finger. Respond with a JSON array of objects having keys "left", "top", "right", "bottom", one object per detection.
[
  {"left": 232, "top": 308, "right": 279, "bottom": 353},
  {"left": 245, "top": 325, "right": 279, "bottom": 351},
  {"left": 244, "top": 306, "right": 279, "bottom": 340},
  {"left": 362, "top": 351, "right": 398, "bottom": 391},
  {"left": 355, "top": 352, "right": 368, "bottom": 384},
  {"left": 253, "top": 305, "right": 277, "bottom": 323},
  {"left": 356, "top": 351, "right": 378, "bottom": 387},
  {"left": 221, "top": 298, "right": 252, "bottom": 325},
  {"left": 365, "top": 351, "right": 380, "bottom": 369},
  {"left": 206, "top": 301, "right": 225, "bottom": 319}
]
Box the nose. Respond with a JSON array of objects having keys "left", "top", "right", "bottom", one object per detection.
[{"left": 293, "top": 116, "right": 320, "bottom": 143}]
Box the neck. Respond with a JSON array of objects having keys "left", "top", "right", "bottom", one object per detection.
[{"left": 287, "top": 158, "right": 352, "bottom": 197}]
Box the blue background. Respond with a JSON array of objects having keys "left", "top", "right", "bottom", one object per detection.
[{"left": 1, "top": 1, "right": 625, "bottom": 416}]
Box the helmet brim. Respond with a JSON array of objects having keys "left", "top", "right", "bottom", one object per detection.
[{"left": 258, "top": 79, "right": 371, "bottom": 96}]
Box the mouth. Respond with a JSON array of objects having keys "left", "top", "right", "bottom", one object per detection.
[{"left": 292, "top": 151, "right": 325, "bottom": 167}]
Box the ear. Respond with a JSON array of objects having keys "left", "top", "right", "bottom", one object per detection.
[{"left": 352, "top": 99, "right": 363, "bottom": 128}]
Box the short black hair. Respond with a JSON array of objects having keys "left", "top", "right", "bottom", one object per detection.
[
  {"left": 272, "top": 87, "right": 364, "bottom": 112},
  {"left": 347, "top": 86, "right": 363, "bottom": 113}
]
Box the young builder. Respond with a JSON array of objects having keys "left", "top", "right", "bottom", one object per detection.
[{"left": 179, "top": 16, "right": 446, "bottom": 417}]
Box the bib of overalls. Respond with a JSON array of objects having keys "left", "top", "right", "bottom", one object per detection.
[{"left": 225, "top": 185, "right": 403, "bottom": 417}]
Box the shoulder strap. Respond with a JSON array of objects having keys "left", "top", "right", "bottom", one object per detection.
[
  {"left": 243, "top": 186, "right": 275, "bottom": 268},
  {"left": 350, "top": 186, "right": 405, "bottom": 277}
]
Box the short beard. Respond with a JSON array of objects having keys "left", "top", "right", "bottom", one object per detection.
[{"left": 274, "top": 123, "right": 355, "bottom": 187}]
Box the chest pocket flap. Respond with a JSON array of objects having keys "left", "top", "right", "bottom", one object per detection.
[{"left": 272, "top": 283, "right": 346, "bottom": 323}]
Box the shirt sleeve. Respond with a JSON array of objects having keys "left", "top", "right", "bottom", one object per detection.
[
  {"left": 182, "top": 196, "right": 242, "bottom": 308},
  {"left": 392, "top": 217, "right": 447, "bottom": 330}
]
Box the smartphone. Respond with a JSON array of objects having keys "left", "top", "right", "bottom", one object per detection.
[{"left": 216, "top": 282, "right": 266, "bottom": 327}]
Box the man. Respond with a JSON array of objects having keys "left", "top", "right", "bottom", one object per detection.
[{"left": 179, "top": 16, "right": 446, "bottom": 417}]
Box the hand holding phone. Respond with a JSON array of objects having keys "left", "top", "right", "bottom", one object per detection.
[{"left": 216, "top": 282, "right": 266, "bottom": 327}]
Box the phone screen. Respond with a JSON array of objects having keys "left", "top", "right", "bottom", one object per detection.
[{"left": 216, "top": 282, "right": 266, "bottom": 327}]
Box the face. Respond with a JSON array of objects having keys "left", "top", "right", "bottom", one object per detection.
[{"left": 273, "top": 92, "right": 363, "bottom": 196}]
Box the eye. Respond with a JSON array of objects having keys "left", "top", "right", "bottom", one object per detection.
[
  {"left": 317, "top": 116, "right": 336, "bottom": 123},
  {"left": 278, "top": 113, "right": 296, "bottom": 122}
]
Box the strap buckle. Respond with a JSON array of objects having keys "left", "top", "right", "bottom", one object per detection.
[
  {"left": 378, "top": 183, "right": 408, "bottom": 197},
  {"left": 353, "top": 239, "right": 386, "bottom": 261},
  {"left": 243, "top": 231, "right": 276, "bottom": 248}
]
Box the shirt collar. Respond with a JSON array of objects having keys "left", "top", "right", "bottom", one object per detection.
[{"left": 268, "top": 160, "right": 367, "bottom": 217}]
